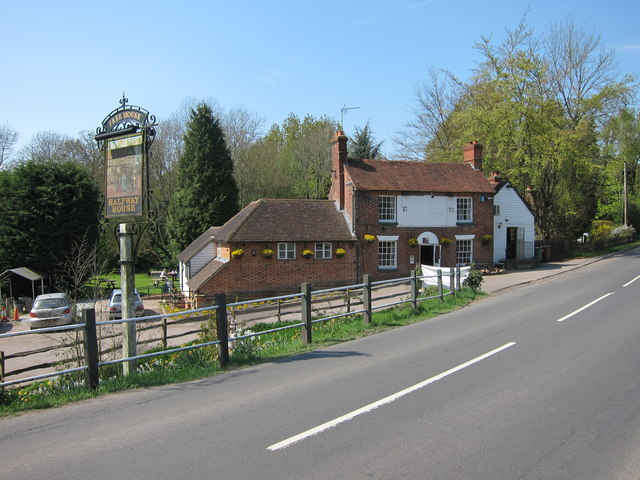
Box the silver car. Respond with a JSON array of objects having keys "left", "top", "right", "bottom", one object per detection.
[
  {"left": 108, "top": 289, "right": 145, "bottom": 319},
  {"left": 28, "top": 293, "right": 75, "bottom": 329}
]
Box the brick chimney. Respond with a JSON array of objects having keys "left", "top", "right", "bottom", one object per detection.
[
  {"left": 487, "top": 171, "right": 503, "bottom": 187},
  {"left": 463, "top": 141, "right": 483, "bottom": 171},
  {"left": 330, "top": 131, "right": 348, "bottom": 210}
]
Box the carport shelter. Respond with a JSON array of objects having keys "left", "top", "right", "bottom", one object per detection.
[{"left": 0, "top": 267, "right": 47, "bottom": 301}]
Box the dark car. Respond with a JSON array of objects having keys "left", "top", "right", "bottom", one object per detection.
[
  {"left": 28, "top": 293, "right": 75, "bottom": 329},
  {"left": 108, "top": 289, "right": 145, "bottom": 319}
]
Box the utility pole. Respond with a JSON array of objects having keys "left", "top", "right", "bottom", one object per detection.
[{"left": 624, "top": 161, "right": 628, "bottom": 226}]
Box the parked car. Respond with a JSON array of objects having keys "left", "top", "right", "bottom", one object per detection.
[
  {"left": 108, "top": 289, "right": 145, "bottom": 319},
  {"left": 28, "top": 293, "right": 75, "bottom": 329}
]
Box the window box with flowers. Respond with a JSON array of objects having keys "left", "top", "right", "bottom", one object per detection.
[
  {"left": 481, "top": 234, "right": 493, "bottom": 245},
  {"left": 335, "top": 248, "right": 346, "bottom": 258},
  {"left": 407, "top": 237, "right": 418, "bottom": 248},
  {"left": 261, "top": 248, "right": 274, "bottom": 258},
  {"left": 440, "top": 237, "right": 452, "bottom": 246},
  {"left": 364, "top": 234, "right": 376, "bottom": 243},
  {"left": 231, "top": 248, "right": 244, "bottom": 259},
  {"left": 301, "top": 249, "right": 314, "bottom": 259}
]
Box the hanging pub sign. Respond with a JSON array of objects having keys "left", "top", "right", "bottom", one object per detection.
[
  {"left": 105, "top": 131, "right": 145, "bottom": 217},
  {"left": 96, "top": 94, "right": 156, "bottom": 221}
]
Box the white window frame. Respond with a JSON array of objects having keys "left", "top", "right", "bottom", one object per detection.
[
  {"left": 455, "top": 235, "right": 474, "bottom": 265},
  {"left": 377, "top": 235, "right": 398, "bottom": 269},
  {"left": 378, "top": 195, "right": 397, "bottom": 223},
  {"left": 457, "top": 197, "right": 473, "bottom": 222},
  {"left": 315, "top": 242, "right": 332, "bottom": 259},
  {"left": 277, "top": 242, "right": 296, "bottom": 260}
]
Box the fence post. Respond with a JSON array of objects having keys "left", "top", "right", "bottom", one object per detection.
[
  {"left": 437, "top": 269, "right": 444, "bottom": 302},
  {"left": 450, "top": 269, "right": 456, "bottom": 296},
  {"left": 363, "top": 274, "right": 372, "bottom": 324},
  {"left": 277, "top": 298, "right": 281, "bottom": 322},
  {"left": 215, "top": 294, "right": 229, "bottom": 367},
  {"left": 301, "top": 283, "right": 312, "bottom": 344},
  {"left": 456, "top": 266, "right": 462, "bottom": 291},
  {"left": 82, "top": 308, "right": 99, "bottom": 390},
  {"left": 411, "top": 269, "right": 418, "bottom": 309},
  {"left": 346, "top": 288, "right": 351, "bottom": 313},
  {"left": 0, "top": 350, "right": 4, "bottom": 385},
  {"left": 161, "top": 318, "right": 168, "bottom": 349}
]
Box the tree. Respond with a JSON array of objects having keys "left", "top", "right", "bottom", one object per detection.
[
  {"left": 263, "top": 113, "right": 337, "bottom": 200},
  {"left": 167, "top": 103, "right": 239, "bottom": 254},
  {"left": 399, "top": 14, "right": 635, "bottom": 239},
  {"left": 0, "top": 123, "right": 18, "bottom": 169},
  {"left": 0, "top": 160, "right": 99, "bottom": 276},
  {"left": 349, "top": 122, "right": 384, "bottom": 159}
]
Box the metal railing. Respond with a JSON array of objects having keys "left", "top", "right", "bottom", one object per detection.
[{"left": 0, "top": 268, "right": 466, "bottom": 389}]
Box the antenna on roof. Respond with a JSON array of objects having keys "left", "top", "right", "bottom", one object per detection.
[{"left": 340, "top": 104, "right": 360, "bottom": 131}]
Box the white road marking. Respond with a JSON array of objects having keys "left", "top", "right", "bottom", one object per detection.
[
  {"left": 556, "top": 293, "right": 614, "bottom": 322},
  {"left": 267, "top": 342, "right": 517, "bottom": 451},
  {"left": 623, "top": 275, "right": 640, "bottom": 287}
]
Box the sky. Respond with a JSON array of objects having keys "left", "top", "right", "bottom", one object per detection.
[{"left": 1, "top": 0, "right": 639, "bottom": 158}]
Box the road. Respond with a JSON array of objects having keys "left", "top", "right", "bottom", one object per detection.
[{"left": 1, "top": 249, "right": 639, "bottom": 479}]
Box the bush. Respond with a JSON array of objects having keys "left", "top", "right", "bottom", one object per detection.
[
  {"left": 611, "top": 225, "right": 636, "bottom": 238},
  {"left": 463, "top": 265, "right": 484, "bottom": 289}
]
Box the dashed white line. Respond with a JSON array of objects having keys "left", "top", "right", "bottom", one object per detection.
[
  {"left": 267, "top": 341, "right": 517, "bottom": 451},
  {"left": 556, "top": 293, "right": 614, "bottom": 322},
  {"left": 623, "top": 275, "right": 640, "bottom": 287}
]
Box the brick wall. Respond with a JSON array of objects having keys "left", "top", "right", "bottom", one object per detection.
[
  {"left": 198, "top": 241, "right": 358, "bottom": 299},
  {"left": 353, "top": 190, "right": 494, "bottom": 281}
]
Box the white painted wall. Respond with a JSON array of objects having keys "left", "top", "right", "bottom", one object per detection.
[
  {"left": 396, "top": 195, "right": 458, "bottom": 227},
  {"left": 492, "top": 184, "right": 535, "bottom": 262},
  {"left": 178, "top": 242, "right": 217, "bottom": 293}
]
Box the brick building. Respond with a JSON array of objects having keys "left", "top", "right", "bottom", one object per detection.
[{"left": 179, "top": 132, "right": 502, "bottom": 300}]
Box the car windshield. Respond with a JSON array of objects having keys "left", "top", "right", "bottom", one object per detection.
[
  {"left": 112, "top": 294, "right": 122, "bottom": 303},
  {"left": 34, "top": 298, "right": 66, "bottom": 309}
]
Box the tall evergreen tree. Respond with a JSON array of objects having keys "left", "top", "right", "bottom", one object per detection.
[
  {"left": 167, "top": 103, "right": 239, "bottom": 254},
  {"left": 349, "top": 122, "right": 384, "bottom": 159},
  {"left": 0, "top": 160, "right": 99, "bottom": 275}
]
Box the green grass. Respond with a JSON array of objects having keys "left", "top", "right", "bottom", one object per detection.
[
  {"left": 572, "top": 240, "right": 640, "bottom": 258},
  {"left": 0, "top": 287, "right": 484, "bottom": 416},
  {"left": 88, "top": 272, "right": 169, "bottom": 296}
]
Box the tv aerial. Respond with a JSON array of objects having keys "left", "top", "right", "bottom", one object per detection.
[{"left": 340, "top": 104, "right": 360, "bottom": 131}]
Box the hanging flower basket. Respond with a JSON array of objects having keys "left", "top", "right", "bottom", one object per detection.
[
  {"left": 407, "top": 237, "right": 418, "bottom": 247},
  {"left": 302, "top": 249, "right": 313, "bottom": 259},
  {"left": 364, "top": 234, "right": 376, "bottom": 243},
  {"left": 440, "top": 237, "right": 452, "bottom": 246},
  {"left": 261, "top": 248, "right": 274, "bottom": 258},
  {"left": 335, "top": 248, "right": 346, "bottom": 258},
  {"left": 481, "top": 234, "right": 493, "bottom": 245},
  {"left": 231, "top": 248, "right": 244, "bottom": 259}
]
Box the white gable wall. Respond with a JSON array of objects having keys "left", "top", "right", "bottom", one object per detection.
[
  {"left": 493, "top": 184, "right": 535, "bottom": 262},
  {"left": 178, "top": 242, "right": 217, "bottom": 293}
]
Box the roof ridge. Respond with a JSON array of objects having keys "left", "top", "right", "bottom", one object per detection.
[{"left": 223, "top": 199, "right": 264, "bottom": 240}]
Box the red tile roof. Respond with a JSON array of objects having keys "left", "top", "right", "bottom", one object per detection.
[
  {"left": 344, "top": 159, "right": 496, "bottom": 193},
  {"left": 215, "top": 199, "right": 355, "bottom": 242}
]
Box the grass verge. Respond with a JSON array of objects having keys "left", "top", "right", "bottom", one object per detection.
[{"left": 0, "top": 288, "right": 483, "bottom": 416}]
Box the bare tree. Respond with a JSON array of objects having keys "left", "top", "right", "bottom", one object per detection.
[
  {"left": 392, "top": 67, "right": 464, "bottom": 161},
  {"left": 0, "top": 123, "right": 19, "bottom": 168},
  {"left": 544, "top": 17, "right": 628, "bottom": 128}
]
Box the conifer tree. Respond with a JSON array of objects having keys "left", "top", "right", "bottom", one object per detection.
[{"left": 168, "top": 103, "right": 239, "bottom": 254}]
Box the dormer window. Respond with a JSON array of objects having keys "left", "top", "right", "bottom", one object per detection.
[{"left": 378, "top": 195, "right": 396, "bottom": 222}]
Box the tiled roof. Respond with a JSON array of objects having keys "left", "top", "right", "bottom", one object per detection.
[
  {"left": 187, "top": 259, "right": 227, "bottom": 291},
  {"left": 177, "top": 227, "right": 220, "bottom": 262},
  {"left": 216, "top": 199, "right": 355, "bottom": 242},
  {"left": 344, "top": 159, "right": 496, "bottom": 193}
]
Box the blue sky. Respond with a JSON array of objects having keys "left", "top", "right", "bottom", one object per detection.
[{"left": 1, "top": 0, "right": 638, "bottom": 157}]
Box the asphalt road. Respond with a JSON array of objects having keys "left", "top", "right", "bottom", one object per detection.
[{"left": 1, "top": 249, "right": 639, "bottom": 479}]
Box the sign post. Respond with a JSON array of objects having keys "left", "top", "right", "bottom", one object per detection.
[{"left": 96, "top": 95, "right": 156, "bottom": 375}]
